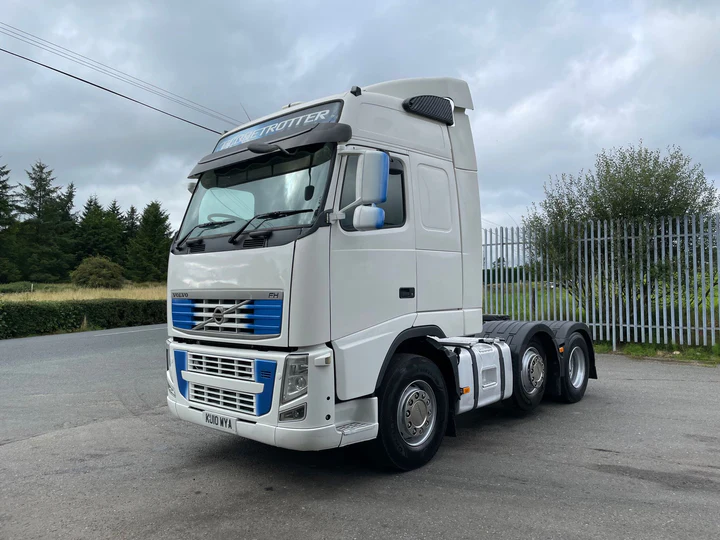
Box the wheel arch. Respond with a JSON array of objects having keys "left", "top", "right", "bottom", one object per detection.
[
  {"left": 537, "top": 321, "right": 597, "bottom": 380},
  {"left": 374, "top": 326, "right": 445, "bottom": 390},
  {"left": 374, "top": 325, "right": 461, "bottom": 436}
]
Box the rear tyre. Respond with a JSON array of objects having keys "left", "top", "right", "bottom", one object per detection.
[
  {"left": 506, "top": 339, "right": 547, "bottom": 412},
  {"left": 559, "top": 333, "right": 590, "bottom": 403},
  {"left": 373, "top": 354, "right": 448, "bottom": 471}
]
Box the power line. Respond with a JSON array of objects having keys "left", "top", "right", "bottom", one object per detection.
[
  {"left": 0, "top": 25, "right": 240, "bottom": 126},
  {"left": 482, "top": 217, "right": 503, "bottom": 228},
  {"left": 0, "top": 46, "right": 223, "bottom": 135},
  {"left": 0, "top": 21, "right": 249, "bottom": 125},
  {"left": 0, "top": 27, "right": 236, "bottom": 127}
]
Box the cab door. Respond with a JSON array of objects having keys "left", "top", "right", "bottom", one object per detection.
[{"left": 329, "top": 149, "right": 416, "bottom": 400}]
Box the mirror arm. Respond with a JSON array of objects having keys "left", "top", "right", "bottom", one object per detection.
[{"left": 329, "top": 197, "right": 362, "bottom": 223}]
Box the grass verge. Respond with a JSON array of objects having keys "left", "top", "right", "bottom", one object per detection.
[
  {"left": 0, "top": 283, "right": 165, "bottom": 302},
  {"left": 594, "top": 341, "right": 720, "bottom": 366}
]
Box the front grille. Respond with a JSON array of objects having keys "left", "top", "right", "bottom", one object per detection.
[
  {"left": 189, "top": 382, "right": 255, "bottom": 414},
  {"left": 171, "top": 297, "right": 282, "bottom": 337},
  {"left": 188, "top": 353, "right": 254, "bottom": 380}
]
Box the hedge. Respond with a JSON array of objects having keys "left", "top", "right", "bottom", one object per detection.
[{"left": 0, "top": 299, "right": 166, "bottom": 339}]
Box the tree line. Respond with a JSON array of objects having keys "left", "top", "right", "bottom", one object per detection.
[{"left": 0, "top": 158, "right": 173, "bottom": 284}]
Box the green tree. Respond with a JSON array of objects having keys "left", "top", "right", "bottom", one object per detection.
[
  {"left": 17, "top": 160, "right": 61, "bottom": 225},
  {"left": 15, "top": 161, "right": 77, "bottom": 282},
  {"left": 76, "top": 196, "right": 125, "bottom": 265},
  {"left": 0, "top": 160, "right": 16, "bottom": 227},
  {"left": 77, "top": 195, "right": 106, "bottom": 256},
  {"left": 126, "top": 201, "right": 172, "bottom": 282},
  {"left": 0, "top": 160, "right": 21, "bottom": 282},
  {"left": 523, "top": 142, "right": 718, "bottom": 327},
  {"left": 525, "top": 142, "right": 718, "bottom": 229},
  {"left": 123, "top": 205, "right": 139, "bottom": 240},
  {"left": 105, "top": 199, "right": 126, "bottom": 265}
]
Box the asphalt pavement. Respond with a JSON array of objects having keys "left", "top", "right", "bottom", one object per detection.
[{"left": 1, "top": 326, "right": 719, "bottom": 540}]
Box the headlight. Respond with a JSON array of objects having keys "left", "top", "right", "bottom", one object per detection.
[{"left": 281, "top": 354, "right": 308, "bottom": 404}]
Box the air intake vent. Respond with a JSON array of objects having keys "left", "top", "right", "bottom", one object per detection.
[
  {"left": 402, "top": 95, "right": 454, "bottom": 125},
  {"left": 243, "top": 237, "right": 267, "bottom": 249},
  {"left": 189, "top": 243, "right": 206, "bottom": 253},
  {"left": 260, "top": 370, "right": 272, "bottom": 379}
]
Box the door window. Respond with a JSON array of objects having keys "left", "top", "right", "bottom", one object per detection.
[{"left": 339, "top": 155, "right": 405, "bottom": 231}]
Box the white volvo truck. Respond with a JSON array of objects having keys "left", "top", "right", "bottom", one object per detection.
[{"left": 165, "top": 77, "right": 596, "bottom": 470}]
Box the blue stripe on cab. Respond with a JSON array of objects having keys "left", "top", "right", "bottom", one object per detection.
[
  {"left": 247, "top": 300, "right": 282, "bottom": 335},
  {"left": 174, "top": 350, "right": 188, "bottom": 398},
  {"left": 171, "top": 298, "right": 196, "bottom": 329},
  {"left": 254, "top": 359, "right": 277, "bottom": 416}
]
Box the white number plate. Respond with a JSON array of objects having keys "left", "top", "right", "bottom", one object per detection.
[{"left": 202, "top": 411, "right": 235, "bottom": 434}]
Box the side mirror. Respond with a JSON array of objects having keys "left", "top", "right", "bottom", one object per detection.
[
  {"left": 338, "top": 149, "right": 389, "bottom": 214},
  {"left": 353, "top": 205, "right": 385, "bottom": 231},
  {"left": 356, "top": 150, "right": 389, "bottom": 205},
  {"left": 187, "top": 181, "right": 197, "bottom": 194}
]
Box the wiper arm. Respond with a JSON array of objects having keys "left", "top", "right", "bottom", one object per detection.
[
  {"left": 176, "top": 219, "right": 235, "bottom": 250},
  {"left": 228, "top": 209, "right": 313, "bottom": 244}
]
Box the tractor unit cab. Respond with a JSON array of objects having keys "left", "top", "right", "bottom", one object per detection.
[{"left": 165, "top": 78, "right": 595, "bottom": 470}]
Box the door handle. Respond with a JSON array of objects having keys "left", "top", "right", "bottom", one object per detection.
[{"left": 399, "top": 287, "right": 415, "bottom": 299}]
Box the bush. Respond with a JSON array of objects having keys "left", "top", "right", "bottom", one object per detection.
[
  {"left": 0, "top": 282, "right": 64, "bottom": 294},
  {"left": 71, "top": 256, "right": 125, "bottom": 289},
  {"left": 0, "top": 281, "right": 34, "bottom": 294},
  {"left": 0, "top": 299, "right": 166, "bottom": 339}
]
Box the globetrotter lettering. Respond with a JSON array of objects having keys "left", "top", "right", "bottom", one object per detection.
[
  {"left": 217, "top": 110, "right": 330, "bottom": 151},
  {"left": 213, "top": 102, "right": 342, "bottom": 153}
]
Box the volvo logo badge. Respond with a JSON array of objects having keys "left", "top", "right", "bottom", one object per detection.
[{"left": 212, "top": 306, "right": 226, "bottom": 325}]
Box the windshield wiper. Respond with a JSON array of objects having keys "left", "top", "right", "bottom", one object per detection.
[
  {"left": 228, "top": 209, "right": 313, "bottom": 244},
  {"left": 176, "top": 219, "right": 235, "bottom": 250}
]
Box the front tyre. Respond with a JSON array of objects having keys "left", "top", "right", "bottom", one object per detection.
[{"left": 373, "top": 354, "right": 448, "bottom": 471}]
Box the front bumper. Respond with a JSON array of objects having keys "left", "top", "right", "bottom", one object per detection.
[
  {"left": 166, "top": 339, "right": 377, "bottom": 451},
  {"left": 168, "top": 396, "right": 343, "bottom": 450}
]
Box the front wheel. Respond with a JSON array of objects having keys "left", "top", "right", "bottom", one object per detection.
[{"left": 373, "top": 354, "right": 448, "bottom": 471}]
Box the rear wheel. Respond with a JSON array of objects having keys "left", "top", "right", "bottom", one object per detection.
[
  {"left": 373, "top": 354, "right": 448, "bottom": 470},
  {"left": 506, "top": 339, "right": 547, "bottom": 411},
  {"left": 559, "top": 333, "right": 590, "bottom": 403}
]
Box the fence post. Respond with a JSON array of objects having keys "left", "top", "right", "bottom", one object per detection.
[
  {"left": 610, "top": 220, "right": 616, "bottom": 350},
  {"left": 700, "top": 214, "right": 707, "bottom": 346}
]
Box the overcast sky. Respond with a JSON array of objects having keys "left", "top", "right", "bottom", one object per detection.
[{"left": 2, "top": 0, "right": 719, "bottom": 229}]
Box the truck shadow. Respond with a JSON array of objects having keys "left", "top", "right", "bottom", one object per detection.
[{"left": 172, "top": 402, "right": 562, "bottom": 480}]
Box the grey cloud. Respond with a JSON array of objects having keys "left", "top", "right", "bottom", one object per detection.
[{"left": 1, "top": 0, "right": 719, "bottom": 231}]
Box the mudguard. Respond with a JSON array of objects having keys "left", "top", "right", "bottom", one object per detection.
[
  {"left": 478, "top": 319, "right": 597, "bottom": 399},
  {"left": 538, "top": 320, "right": 597, "bottom": 379}
]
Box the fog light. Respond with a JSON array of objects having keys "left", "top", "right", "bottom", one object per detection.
[
  {"left": 167, "top": 381, "right": 175, "bottom": 397},
  {"left": 279, "top": 403, "right": 306, "bottom": 422}
]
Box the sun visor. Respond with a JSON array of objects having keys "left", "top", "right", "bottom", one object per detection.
[{"left": 188, "top": 122, "right": 352, "bottom": 178}]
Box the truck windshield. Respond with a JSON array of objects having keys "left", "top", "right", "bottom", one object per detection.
[{"left": 178, "top": 143, "right": 334, "bottom": 243}]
